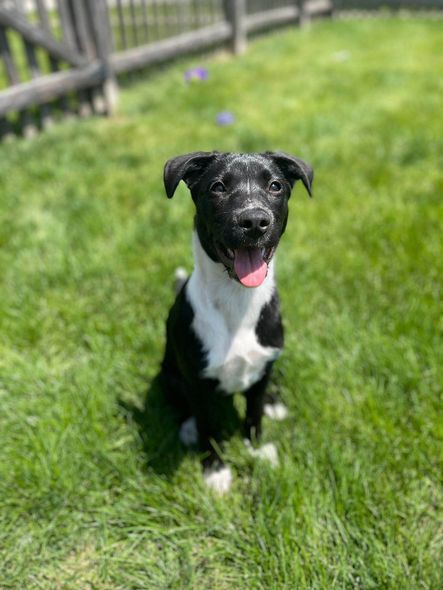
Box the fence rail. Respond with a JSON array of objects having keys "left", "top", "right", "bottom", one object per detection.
[
  {"left": 0, "top": 0, "right": 441, "bottom": 139},
  {"left": 336, "top": 0, "right": 443, "bottom": 7}
]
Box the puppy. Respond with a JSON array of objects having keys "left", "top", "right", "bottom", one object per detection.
[{"left": 160, "top": 151, "right": 313, "bottom": 493}]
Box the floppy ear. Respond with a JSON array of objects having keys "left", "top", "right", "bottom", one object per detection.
[
  {"left": 163, "top": 151, "right": 219, "bottom": 198},
  {"left": 264, "top": 151, "right": 314, "bottom": 196}
]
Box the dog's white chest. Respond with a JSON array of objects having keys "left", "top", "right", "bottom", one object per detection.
[
  {"left": 202, "top": 327, "right": 280, "bottom": 393},
  {"left": 186, "top": 233, "right": 281, "bottom": 394}
]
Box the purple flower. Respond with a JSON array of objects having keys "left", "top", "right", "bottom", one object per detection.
[
  {"left": 184, "top": 67, "right": 209, "bottom": 82},
  {"left": 216, "top": 111, "right": 235, "bottom": 126}
]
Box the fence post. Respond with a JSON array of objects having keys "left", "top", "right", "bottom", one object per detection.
[
  {"left": 224, "top": 0, "right": 247, "bottom": 55},
  {"left": 89, "top": 0, "right": 118, "bottom": 115},
  {"left": 297, "top": 0, "right": 310, "bottom": 27}
]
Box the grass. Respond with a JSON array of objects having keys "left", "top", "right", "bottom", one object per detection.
[{"left": 1, "top": 17, "right": 443, "bottom": 589}]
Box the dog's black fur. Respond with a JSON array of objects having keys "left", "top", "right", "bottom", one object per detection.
[{"left": 160, "top": 151, "right": 313, "bottom": 475}]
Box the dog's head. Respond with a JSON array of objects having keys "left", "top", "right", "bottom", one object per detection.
[{"left": 164, "top": 151, "right": 313, "bottom": 287}]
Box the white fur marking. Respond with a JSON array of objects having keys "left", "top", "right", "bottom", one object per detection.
[
  {"left": 186, "top": 232, "right": 280, "bottom": 394},
  {"left": 245, "top": 440, "right": 279, "bottom": 468},
  {"left": 179, "top": 416, "right": 198, "bottom": 447},
  {"left": 264, "top": 402, "right": 288, "bottom": 421},
  {"left": 203, "top": 465, "right": 233, "bottom": 494},
  {"left": 174, "top": 266, "right": 188, "bottom": 294}
]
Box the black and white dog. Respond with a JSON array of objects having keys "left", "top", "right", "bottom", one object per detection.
[{"left": 161, "top": 151, "right": 313, "bottom": 493}]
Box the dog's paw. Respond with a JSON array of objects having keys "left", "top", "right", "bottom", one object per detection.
[
  {"left": 264, "top": 402, "right": 288, "bottom": 421},
  {"left": 179, "top": 416, "right": 198, "bottom": 447},
  {"left": 203, "top": 464, "right": 233, "bottom": 495},
  {"left": 244, "top": 440, "right": 279, "bottom": 468}
]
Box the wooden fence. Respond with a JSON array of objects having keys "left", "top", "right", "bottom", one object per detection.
[
  {"left": 0, "top": 0, "right": 116, "bottom": 138},
  {"left": 0, "top": 0, "right": 439, "bottom": 139},
  {"left": 336, "top": 0, "right": 443, "bottom": 8}
]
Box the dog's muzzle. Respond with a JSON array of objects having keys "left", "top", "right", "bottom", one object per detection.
[{"left": 215, "top": 207, "right": 277, "bottom": 288}]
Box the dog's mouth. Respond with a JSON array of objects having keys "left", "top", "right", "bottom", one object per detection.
[{"left": 215, "top": 243, "right": 275, "bottom": 288}]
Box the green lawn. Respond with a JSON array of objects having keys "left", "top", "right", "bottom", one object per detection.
[{"left": 0, "top": 18, "right": 442, "bottom": 590}]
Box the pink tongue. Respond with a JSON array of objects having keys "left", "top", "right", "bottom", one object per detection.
[{"left": 234, "top": 248, "right": 268, "bottom": 288}]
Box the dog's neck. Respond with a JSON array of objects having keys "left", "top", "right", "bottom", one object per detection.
[{"left": 188, "top": 232, "right": 276, "bottom": 331}]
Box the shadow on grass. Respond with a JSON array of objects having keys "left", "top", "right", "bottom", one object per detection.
[
  {"left": 118, "top": 374, "right": 184, "bottom": 477},
  {"left": 118, "top": 374, "right": 243, "bottom": 478}
]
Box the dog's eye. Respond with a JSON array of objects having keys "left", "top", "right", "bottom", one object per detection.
[
  {"left": 269, "top": 181, "right": 282, "bottom": 193},
  {"left": 211, "top": 181, "right": 226, "bottom": 193}
]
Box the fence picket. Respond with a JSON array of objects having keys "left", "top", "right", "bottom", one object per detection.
[
  {"left": 0, "top": 26, "right": 19, "bottom": 86},
  {"left": 115, "top": 0, "right": 128, "bottom": 49},
  {"left": 191, "top": 0, "right": 199, "bottom": 27},
  {"left": 14, "top": 0, "right": 40, "bottom": 83},
  {"left": 69, "top": 0, "right": 95, "bottom": 116},
  {"left": 57, "top": 0, "right": 76, "bottom": 50},
  {"left": 71, "top": 0, "right": 94, "bottom": 58},
  {"left": 14, "top": 0, "right": 40, "bottom": 136},
  {"left": 177, "top": 0, "right": 187, "bottom": 34},
  {"left": 225, "top": 0, "right": 247, "bottom": 54},
  {"left": 150, "top": 0, "right": 161, "bottom": 40},
  {"left": 89, "top": 0, "right": 118, "bottom": 115},
  {"left": 139, "top": 0, "right": 150, "bottom": 43},
  {"left": 129, "top": 0, "right": 140, "bottom": 46},
  {"left": 35, "top": 0, "right": 62, "bottom": 127}
]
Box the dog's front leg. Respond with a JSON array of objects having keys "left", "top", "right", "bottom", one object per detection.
[
  {"left": 244, "top": 362, "right": 273, "bottom": 443},
  {"left": 243, "top": 363, "right": 282, "bottom": 469},
  {"left": 190, "top": 379, "right": 232, "bottom": 460},
  {"left": 184, "top": 379, "right": 236, "bottom": 493}
]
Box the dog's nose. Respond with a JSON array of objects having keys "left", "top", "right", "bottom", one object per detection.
[{"left": 237, "top": 208, "right": 272, "bottom": 238}]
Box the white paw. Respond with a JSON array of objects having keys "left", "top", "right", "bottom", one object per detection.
[
  {"left": 244, "top": 440, "right": 279, "bottom": 468},
  {"left": 203, "top": 465, "right": 233, "bottom": 495},
  {"left": 264, "top": 402, "right": 288, "bottom": 421},
  {"left": 179, "top": 416, "right": 198, "bottom": 447}
]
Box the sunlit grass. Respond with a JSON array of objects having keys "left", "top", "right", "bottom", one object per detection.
[{"left": 0, "top": 18, "right": 442, "bottom": 589}]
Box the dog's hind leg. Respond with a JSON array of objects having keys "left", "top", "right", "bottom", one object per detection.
[
  {"left": 160, "top": 368, "right": 191, "bottom": 418},
  {"left": 160, "top": 368, "right": 200, "bottom": 447},
  {"left": 160, "top": 341, "right": 193, "bottom": 426}
]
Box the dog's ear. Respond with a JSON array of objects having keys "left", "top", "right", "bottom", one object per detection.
[
  {"left": 264, "top": 151, "right": 314, "bottom": 197},
  {"left": 163, "top": 151, "right": 219, "bottom": 198}
]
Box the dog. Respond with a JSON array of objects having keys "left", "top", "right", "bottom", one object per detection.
[{"left": 160, "top": 151, "right": 313, "bottom": 493}]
